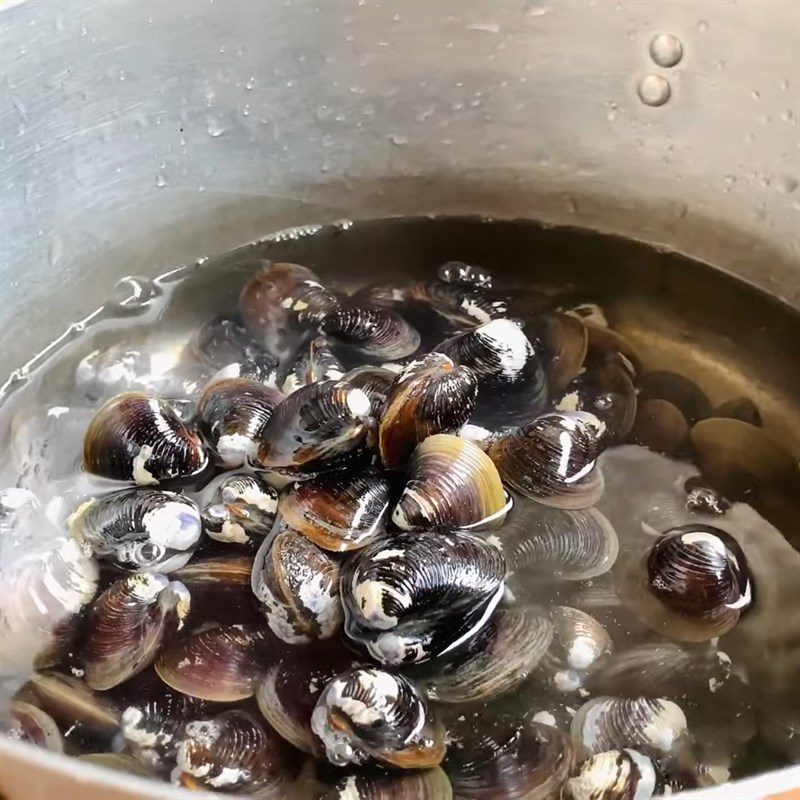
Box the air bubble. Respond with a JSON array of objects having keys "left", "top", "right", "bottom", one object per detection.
[
  {"left": 637, "top": 74, "right": 671, "bottom": 107},
  {"left": 241, "top": 104, "right": 251, "bottom": 117},
  {"left": 697, "top": 19, "right": 709, "bottom": 32},
  {"left": 155, "top": 168, "right": 168, "bottom": 188},
  {"left": 110, "top": 276, "right": 160, "bottom": 311},
  {"left": 206, "top": 116, "right": 226, "bottom": 138},
  {"left": 649, "top": 34, "right": 683, "bottom": 68}
]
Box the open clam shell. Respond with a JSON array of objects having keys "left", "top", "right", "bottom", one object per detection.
[
  {"left": 565, "top": 748, "right": 663, "bottom": 800},
  {"left": 83, "top": 572, "right": 190, "bottom": 690},
  {"left": 341, "top": 530, "right": 506, "bottom": 665},
  {"left": 83, "top": 392, "right": 208, "bottom": 485},
  {"left": 201, "top": 472, "right": 278, "bottom": 545},
  {"left": 392, "top": 434, "right": 511, "bottom": 531},
  {"left": 379, "top": 353, "right": 478, "bottom": 470},
  {"left": 7, "top": 701, "right": 64, "bottom": 753},
  {"left": 437, "top": 319, "right": 548, "bottom": 427},
  {"left": 155, "top": 623, "right": 270, "bottom": 702},
  {"left": 321, "top": 307, "right": 421, "bottom": 362},
  {"left": 68, "top": 488, "right": 202, "bottom": 573},
  {"left": 310, "top": 667, "right": 446, "bottom": 769},
  {"left": 278, "top": 466, "right": 390, "bottom": 552},
  {"left": 251, "top": 526, "right": 343, "bottom": 643},
  {"left": 196, "top": 377, "right": 283, "bottom": 469},
  {"left": 341, "top": 366, "right": 396, "bottom": 417},
  {"left": 254, "top": 379, "right": 373, "bottom": 476},
  {"left": 488, "top": 411, "right": 606, "bottom": 509}
]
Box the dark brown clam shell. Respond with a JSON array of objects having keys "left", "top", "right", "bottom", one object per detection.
[
  {"left": 392, "top": 434, "right": 510, "bottom": 531},
  {"left": 341, "top": 530, "right": 506, "bottom": 665},
  {"left": 310, "top": 667, "right": 446, "bottom": 769},
  {"left": 584, "top": 323, "right": 643, "bottom": 378},
  {"left": 408, "top": 281, "right": 507, "bottom": 328},
  {"left": 320, "top": 768, "right": 453, "bottom": 800},
  {"left": 437, "top": 260, "right": 493, "bottom": 289},
  {"left": 321, "top": 307, "right": 421, "bottom": 361},
  {"left": 173, "top": 554, "right": 254, "bottom": 587},
  {"left": 239, "top": 261, "right": 338, "bottom": 365},
  {"left": 193, "top": 313, "right": 278, "bottom": 378},
  {"left": 251, "top": 527, "right": 343, "bottom": 643},
  {"left": 379, "top": 354, "right": 478, "bottom": 470},
  {"left": 527, "top": 312, "right": 588, "bottom": 394},
  {"left": 437, "top": 319, "right": 548, "bottom": 428},
  {"left": 278, "top": 466, "right": 390, "bottom": 552},
  {"left": 201, "top": 472, "right": 278, "bottom": 545},
  {"left": 254, "top": 379, "right": 373, "bottom": 476},
  {"left": 632, "top": 398, "right": 690, "bottom": 456},
  {"left": 68, "top": 488, "right": 202, "bottom": 573},
  {"left": 174, "top": 709, "right": 299, "bottom": 793},
  {"left": 83, "top": 391, "right": 208, "bottom": 484},
  {"left": 7, "top": 701, "right": 63, "bottom": 753},
  {"left": 565, "top": 748, "right": 663, "bottom": 800},
  {"left": 713, "top": 396, "right": 763, "bottom": 427},
  {"left": 488, "top": 411, "right": 606, "bottom": 509},
  {"left": 341, "top": 366, "right": 396, "bottom": 417},
  {"left": 638, "top": 370, "right": 712, "bottom": 426},
  {"left": 155, "top": 623, "right": 270, "bottom": 702},
  {"left": 255, "top": 640, "right": 360, "bottom": 753},
  {"left": 196, "top": 377, "right": 284, "bottom": 469},
  {"left": 83, "top": 572, "right": 190, "bottom": 690},
  {"left": 280, "top": 335, "right": 345, "bottom": 394}
]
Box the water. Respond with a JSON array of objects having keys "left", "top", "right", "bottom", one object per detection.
[{"left": 0, "top": 217, "right": 798, "bottom": 795}]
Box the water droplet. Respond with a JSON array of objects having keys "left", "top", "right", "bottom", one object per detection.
[
  {"left": 724, "top": 175, "right": 737, "bottom": 192},
  {"left": 321, "top": 134, "right": 336, "bottom": 148},
  {"left": 525, "top": 2, "right": 551, "bottom": 17},
  {"left": 155, "top": 167, "right": 168, "bottom": 188},
  {"left": 781, "top": 109, "right": 794, "bottom": 123},
  {"left": 780, "top": 78, "right": 789, "bottom": 91},
  {"left": 649, "top": 33, "right": 683, "bottom": 68},
  {"left": 697, "top": 19, "right": 709, "bottom": 32},
  {"left": 415, "top": 105, "right": 436, "bottom": 122},
  {"left": 637, "top": 74, "right": 671, "bottom": 107},
  {"left": 80, "top": 25, "right": 88, "bottom": 37},
  {"left": 206, "top": 116, "right": 226, "bottom": 137},
  {"left": 241, "top": 104, "right": 251, "bottom": 117},
  {"left": 565, "top": 196, "right": 579, "bottom": 214},
  {"left": 774, "top": 175, "right": 799, "bottom": 194},
  {"left": 606, "top": 101, "right": 619, "bottom": 122},
  {"left": 388, "top": 133, "right": 408, "bottom": 145},
  {"left": 466, "top": 21, "right": 500, "bottom": 33},
  {"left": 244, "top": 77, "right": 256, "bottom": 91},
  {"left": 750, "top": 90, "right": 761, "bottom": 101}
]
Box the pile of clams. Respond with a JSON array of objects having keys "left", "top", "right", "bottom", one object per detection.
[{"left": 5, "top": 256, "right": 799, "bottom": 800}]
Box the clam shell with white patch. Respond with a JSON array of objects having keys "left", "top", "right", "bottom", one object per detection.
[{"left": 201, "top": 472, "right": 278, "bottom": 545}]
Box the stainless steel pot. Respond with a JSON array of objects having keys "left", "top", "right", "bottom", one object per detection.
[{"left": 1, "top": 1, "right": 798, "bottom": 798}]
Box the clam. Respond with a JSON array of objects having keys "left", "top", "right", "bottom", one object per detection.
[
  {"left": 255, "top": 641, "right": 360, "bottom": 753},
  {"left": 341, "top": 530, "right": 506, "bottom": 665},
  {"left": 713, "top": 396, "right": 763, "bottom": 427},
  {"left": 173, "top": 709, "right": 298, "bottom": 793},
  {"left": 281, "top": 335, "right": 345, "bottom": 394},
  {"left": 616, "top": 524, "right": 754, "bottom": 641},
  {"left": 526, "top": 312, "right": 588, "bottom": 394},
  {"left": 155, "top": 623, "right": 269, "bottom": 702},
  {"left": 173, "top": 554, "right": 253, "bottom": 588},
  {"left": 194, "top": 313, "right": 278, "bottom": 378},
  {"left": 321, "top": 307, "right": 421, "bottom": 361},
  {"left": 378, "top": 354, "right": 478, "bottom": 469},
  {"left": 408, "top": 281, "right": 507, "bottom": 328},
  {"left": 278, "top": 466, "right": 390, "bottom": 552},
  {"left": 83, "top": 572, "right": 190, "bottom": 690},
  {"left": 68, "top": 488, "right": 202, "bottom": 573},
  {"left": 553, "top": 360, "right": 636, "bottom": 445},
  {"left": 583, "top": 325, "right": 642, "bottom": 378},
  {"left": 83, "top": 391, "right": 208, "bottom": 484},
  {"left": 201, "top": 472, "right": 278, "bottom": 545},
  {"left": 563, "top": 303, "right": 609, "bottom": 329},
  {"left": 542, "top": 606, "right": 613, "bottom": 694},
  {"left": 239, "top": 261, "right": 339, "bottom": 365},
  {"left": 254, "top": 379, "right": 373, "bottom": 476},
  {"left": 683, "top": 476, "right": 730, "bottom": 515},
  {"left": 310, "top": 667, "right": 446, "bottom": 769},
  {"left": 18, "top": 671, "right": 120, "bottom": 738},
  {"left": 488, "top": 411, "right": 606, "bottom": 509},
  {"left": 437, "top": 260, "right": 493, "bottom": 288},
  {"left": 632, "top": 398, "right": 689, "bottom": 456},
  {"left": 392, "top": 434, "right": 511, "bottom": 531},
  {"left": 320, "top": 768, "right": 453, "bottom": 800},
  {"left": 6, "top": 701, "right": 63, "bottom": 752},
  {"left": 341, "top": 366, "right": 396, "bottom": 417},
  {"left": 638, "top": 371, "right": 711, "bottom": 426},
  {"left": 196, "top": 377, "right": 284, "bottom": 469},
  {"left": 499, "top": 503, "right": 619, "bottom": 582},
  {"left": 571, "top": 696, "right": 689, "bottom": 757},
  {"left": 424, "top": 608, "right": 554, "bottom": 704},
  {"left": 585, "top": 642, "right": 732, "bottom": 700},
  {"left": 565, "top": 749, "right": 663, "bottom": 800},
  {"left": 437, "top": 319, "right": 548, "bottom": 427},
  {"left": 251, "top": 527, "right": 343, "bottom": 643},
  {"left": 446, "top": 717, "right": 572, "bottom": 800},
  {"left": 350, "top": 283, "right": 409, "bottom": 310}
]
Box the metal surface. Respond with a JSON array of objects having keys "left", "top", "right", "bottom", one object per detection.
[{"left": 1, "top": 1, "right": 799, "bottom": 798}]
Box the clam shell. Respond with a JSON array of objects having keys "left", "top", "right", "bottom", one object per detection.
[
  {"left": 251, "top": 527, "right": 343, "bottom": 643},
  {"left": 638, "top": 371, "right": 711, "bottom": 426},
  {"left": 408, "top": 281, "right": 507, "bottom": 328},
  {"left": 632, "top": 398, "right": 689, "bottom": 456},
  {"left": 437, "top": 260, "right": 493, "bottom": 289},
  {"left": 424, "top": 608, "right": 553, "bottom": 704},
  {"left": 713, "top": 396, "right": 763, "bottom": 427},
  {"left": 193, "top": 313, "right": 278, "bottom": 377},
  {"left": 201, "top": 472, "right": 278, "bottom": 545},
  {"left": 379, "top": 354, "right": 478, "bottom": 470},
  {"left": 321, "top": 307, "right": 421, "bottom": 361},
  {"left": 281, "top": 335, "right": 345, "bottom": 394},
  {"left": 155, "top": 623, "right": 270, "bottom": 702},
  {"left": 341, "top": 530, "right": 506, "bottom": 665},
  {"left": 488, "top": 411, "right": 606, "bottom": 509},
  {"left": 68, "top": 488, "right": 202, "bottom": 573},
  {"left": 173, "top": 709, "right": 299, "bottom": 793},
  {"left": 255, "top": 641, "right": 360, "bottom": 753},
  {"left": 563, "top": 303, "right": 609, "bottom": 329},
  {"left": 278, "top": 466, "right": 390, "bottom": 552},
  {"left": 310, "top": 667, "right": 446, "bottom": 769},
  {"left": 239, "top": 261, "right": 338, "bottom": 365},
  {"left": 7, "top": 701, "right": 63, "bottom": 753},
  {"left": 196, "top": 378, "right": 283, "bottom": 469},
  {"left": 565, "top": 749, "right": 661, "bottom": 800},
  {"left": 437, "top": 319, "right": 548, "bottom": 427},
  {"left": 584, "top": 324, "right": 642, "bottom": 378},
  {"left": 173, "top": 554, "right": 253, "bottom": 587},
  {"left": 392, "top": 434, "right": 510, "bottom": 531},
  {"left": 255, "top": 379, "right": 373, "bottom": 476},
  {"left": 341, "top": 366, "right": 396, "bottom": 417},
  {"left": 571, "top": 696, "right": 688, "bottom": 757},
  {"left": 83, "top": 392, "right": 208, "bottom": 484},
  {"left": 320, "top": 768, "right": 453, "bottom": 800},
  {"left": 499, "top": 503, "right": 619, "bottom": 582},
  {"left": 527, "top": 312, "right": 588, "bottom": 394}
]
